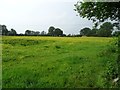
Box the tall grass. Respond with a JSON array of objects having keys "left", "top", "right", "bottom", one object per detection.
[{"left": 2, "top": 36, "right": 118, "bottom": 88}]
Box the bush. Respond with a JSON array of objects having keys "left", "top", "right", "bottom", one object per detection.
[{"left": 104, "top": 38, "right": 118, "bottom": 87}]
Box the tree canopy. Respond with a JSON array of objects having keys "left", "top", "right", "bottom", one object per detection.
[
  {"left": 80, "top": 22, "right": 114, "bottom": 37},
  {"left": 25, "top": 30, "right": 46, "bottom": 36},
  {"left": 1, "top": 25, "right": 8, "bottom": 35},
  {"left": 54, "top": 28, "right": 63, "bottom": 36},
  {"left": 48, "top": 26, "right": 55, "bottom": 36},
  {"left": 48, "top": 26, "right": 63, "bottom": 36},
  {"left": 74, "top": 2, "right": 120, "bottom": 28},
  {"left": 8, "top": 29, "right": 17, "bottom": 36},
  {"left": 97, "top": 22, "right": 113, "bottom": 37},
  {"left": 80, "top": 27, "right": 91, "bottom": 36}
]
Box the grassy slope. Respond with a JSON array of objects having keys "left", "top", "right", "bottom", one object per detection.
[{"left": 2, "top": 36, "right": 117, "bottom": 88}]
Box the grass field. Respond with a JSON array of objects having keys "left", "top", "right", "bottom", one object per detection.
[{"left": 2, "top": 36, "right": 118, "bottom": 88}]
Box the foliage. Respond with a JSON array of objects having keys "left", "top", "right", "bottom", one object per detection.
[
  {"left": 25, "top": 30, "right": 46, "bottom": 36},
  {"left": 80, "top": 27, "right": 91, "bottom": 36},
  {"left": 90, "top": 28, "right": 98, "bottom": 36},
  {"left": 48, "top": 26, "right": 55, "bottom": 36},
  {"left": 54, "top": 28, "right": 63, "bottom": 36},
  {"left": 48, "top": 26, "right": 63, "bottom": 36},
  {"left": 99, "top": 38, "right": 118, "bottom": 87},
  {"left": 113, "top": 31, "right": 120, "bottom": 37},
  {"left": 0, "top": 25, "right": 17, "bottom": 36},
  {"left": 8, "top": 29, "right": 17, "bottom": 36},
  {"left": 1, "top": 25, "right": 9, "bottom": 35},
  {"left": 41, "top": 31, "right": 46, "bottom": 35},
  {"left": 80, "top": 22, "right": 114, "bottom": 37},
  {"left": 100, "top": 22, "right": 113, "bottom": 31},
  {"left": 97, "top": 22, "right": 113, "bottom": 37},
  {"left": 74, "top": 2, "right": 120, "bottom": 28}
]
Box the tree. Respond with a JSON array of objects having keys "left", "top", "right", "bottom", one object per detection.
[
  {"left": 54, "top": 28, "right": 63, "bottom": 36},
  {"left": 48, "top": 26, "right": 55, "bottom": 36},
  {"left": 48, "top": 26, "right": 63, "bottom": 36},
  {"left": 80, "top": 27, "right": 91, "bottom": 36},
  {"left": 25, "top": 30, "right": 40, "bottom": 36},
  {"left": 67, "top": 34, "right": 72, "bottom": 37},
  {"left": 34, "top": 31, "right": 40, "bottom": 36},
  {"left": 97, "top": 22, "right": 113, "bottom": 37},
  {"left": 31, "top": 31, "right": 36, "bottom": 35},
  {"left": 41, "top": 31, "right": 46, "bottom": 35},
  {"left": 74, "top": 2, "right": 120, "bottom": 28},
  {"left": 25, "top": 30, "right": 31, "bottom": 35},
  {"left": 8, "top": 29, "right": 17, "bottom": 36},
  {"left": 97, "top": 29, "right": 111, "bottom": 37},
  {"left": 90, "top": 28, "right": 98, "bottom": 36},
  {"left": 113, "top": 31, "right": 120, "bottom": 37},
  {"left": 100, "top": 22, "right": 113, "bottom": 31},
  {"left": 2, "top": 25, "right": 8, "bottom": 35}
]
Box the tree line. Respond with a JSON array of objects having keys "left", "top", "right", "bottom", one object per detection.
[
  {"left": 1, "top": 22, "right": 119, "bottom": 37},
  {"left": 0, "top": 25, "right": 17, "bottom": 36},
  {"left": 0, "top": 25, "right": 66, "bottom": 36},
  {"left": 80, "top": 22, "right": 120, "bottom": 37}
]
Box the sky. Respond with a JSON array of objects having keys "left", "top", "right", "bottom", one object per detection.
[{"left": 0, "top": 0, "right": 93, "bottom": 35}]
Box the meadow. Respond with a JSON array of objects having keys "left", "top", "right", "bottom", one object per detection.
[{"left": 2, "top": 36, "right": 118, "bottom": 88}]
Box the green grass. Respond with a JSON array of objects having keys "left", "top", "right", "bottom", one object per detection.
[{"left": 2, "top": 36, "right": 118, "bottom": 88}]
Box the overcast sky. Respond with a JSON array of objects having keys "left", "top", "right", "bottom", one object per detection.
[{"left": 0, "top": 0, "right": 93, "bottom": 35}]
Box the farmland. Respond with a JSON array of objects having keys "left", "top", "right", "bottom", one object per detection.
[{"left": 2, "top": 36, "right": 118, "bottom": 88}]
